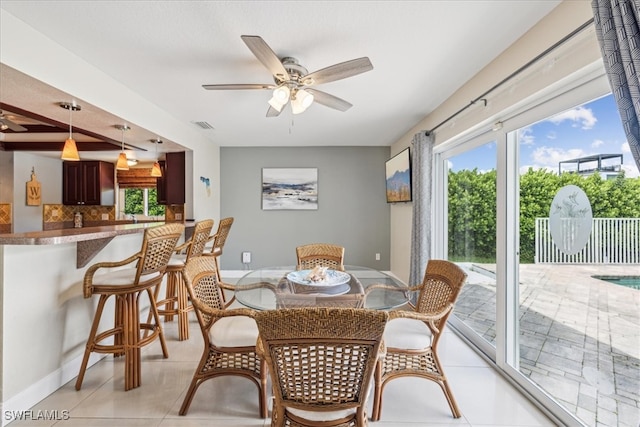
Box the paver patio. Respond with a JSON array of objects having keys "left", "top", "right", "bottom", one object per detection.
[{"left": 454, "top": 263, "right": 640, "bottom": 427}]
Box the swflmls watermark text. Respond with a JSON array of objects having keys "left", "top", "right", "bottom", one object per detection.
[{"left": 4, "top": 410, "right": 70, "bottom": 422}]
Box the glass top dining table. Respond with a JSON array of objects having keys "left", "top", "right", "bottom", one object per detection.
[{"left": 234, "top": 265, "right": 409, "bottom": 311}]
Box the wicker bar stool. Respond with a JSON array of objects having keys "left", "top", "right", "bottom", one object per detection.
[
  {"left": 205, "top": 217, "right": 233, "bottom": 276},
  {"left": 154, "top": 219, "right": 214, "bottom": 341},
  {"left": 204, "top": 217, "right": 233, "bottom": 300},
  {"left": 75, "top": 223, "right": 184, "bottom": 391}
]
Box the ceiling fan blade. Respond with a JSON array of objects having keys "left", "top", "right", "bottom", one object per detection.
[
  {"left": 202, "top": 83, "right": 274, "bottom": 90},
  {"left": 266, "top": 106, "right": 283, "bottom": 118},
  {"left": 0, "top": 117, "right": 27, "bottom": 132},
  {"left": 241, "top": 35, "right": 290, "bottom": 81},
  {"left": 305, "top": 88, "right": 353, "bottom": 112},
  {"left": 302, "top": 57, "right": 373, "bottom": 86}
]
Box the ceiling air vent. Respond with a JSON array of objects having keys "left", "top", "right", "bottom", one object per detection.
[{"left": 192, "top": 121, "right": 214, "bottom": 130}]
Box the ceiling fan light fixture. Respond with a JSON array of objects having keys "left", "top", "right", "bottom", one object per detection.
[
  {"left": 268, "top": 96, "right": 285, "bottom": 112},
  {"left": 60, "top": 101, "right": 81, "bottom": 161},
  {"left": 291, "top": 89, "right": 314, "bottom": 115},
  {"left": 268, "top": 85, "right": 290, "bottom": 111}
]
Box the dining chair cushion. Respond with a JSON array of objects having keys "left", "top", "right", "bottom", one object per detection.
[
  {"left": 287, "top": 407, "right": 356, "bottom": 422},
  {"left": 90, "top": 268, "right": 161, "bottom": 286},
  {"left": 167, "top": 253, "right": 187, "bottom": 267},
  {"left": 383, "top": 318, "right": 433, "bottom": 350},
  {"left": 209, "top": 315, "right": 259, "bottom": 347}
]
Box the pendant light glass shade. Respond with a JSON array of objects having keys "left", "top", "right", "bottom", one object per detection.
[
  {"left": 116, "top": 152, "right": 129, "bottom": 170},
  {"left": 60, "top": 102, "right": 81, "bottom": 161},
  {"left": 150, "top": 161, "right": 162, "bottom": 177},
  {"left": 61, "top": 138, "right": 80, "bottom": 161},
  {"left": 115, "top": 124, "right": 130, "bottom": 171},
  {"left": 150, "top": 138, "right": 162, "bottom": 177}
]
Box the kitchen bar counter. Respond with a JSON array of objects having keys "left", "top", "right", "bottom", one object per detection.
[
  {"left": 0, "top": 221, "right": 165, "bottom": 245},
  {"left": 0, "top": 220, "right": 196, "bottom": 419},
  {"left": 0, "top": 221, "right": 194, "bottom": 267}
]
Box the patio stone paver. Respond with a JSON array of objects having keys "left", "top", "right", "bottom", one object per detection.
[{"left": 454, "top": 263, "right": 640, "bottom": 427}]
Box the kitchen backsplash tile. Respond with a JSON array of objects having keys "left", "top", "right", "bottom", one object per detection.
[
  {"left": 0, "top": 203, "right": 11, "bottom": 233},
  {"left": 43, "top": 204, "right": 116, "bottom": 228}
]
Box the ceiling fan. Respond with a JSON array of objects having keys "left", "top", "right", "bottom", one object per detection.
[
  {"left": 203, "top": 35, "right": 373, "bottom": 117},
  {"left": 0, "top": 111, "right": 27, "bottom": 132}
]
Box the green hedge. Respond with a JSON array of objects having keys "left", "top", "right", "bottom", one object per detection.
[{"left": 448, "top": 169, "right": 640, "bottom": 263}]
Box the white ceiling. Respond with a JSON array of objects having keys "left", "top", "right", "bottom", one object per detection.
[{"left": 0, "top": 1, "right": 561, "bottom": 160}]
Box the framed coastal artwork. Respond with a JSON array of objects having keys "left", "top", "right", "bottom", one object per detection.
[
  {"left": 385, "top": 148, "right": 412, "bottom": 203},
  {"left": 262, "top": 168, "right": 318, "bottom": 210}
]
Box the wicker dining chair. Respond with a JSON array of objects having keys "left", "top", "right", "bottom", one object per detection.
[
  {"left": 153, "top": 219, "right": 214, "bottom": 340},
  {"left": 276, "top": 273, "right": 365, "bottom": 309},
  {"left": 255, "top": 307, "right": 388, "bottom": 427},
  {"left": 75, "top": 223, "right": 184, "bottom": 391},
  {"left": 296, "top": 243, "right": 345, "bottom": 271},
  {"left": 179, "top": 255, "right": 267, "bottom": 418},
  {"left": 371, "top": 259, "right": 467, "bottom": 420}
]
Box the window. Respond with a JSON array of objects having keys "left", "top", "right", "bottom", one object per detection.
[{"left": 121, "top": 188, "right": 165, "bottom": 218}]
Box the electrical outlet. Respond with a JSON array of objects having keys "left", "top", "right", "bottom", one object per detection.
[
  {"left": 101, "top": 214, "right": 109, "bottom": 220},
  {"left": 375, "top": 253, "right": 381, "bottom": 261},
  {"left": 175, "top": 213, "right": 182, "bottom": 220},
  {"left": 242, "top": 251, "right": 251, "bottom": 264}
]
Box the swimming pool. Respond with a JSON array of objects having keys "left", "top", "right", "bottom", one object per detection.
[{"left": 593, "top": 276, "right": 640, "bottom": 290}]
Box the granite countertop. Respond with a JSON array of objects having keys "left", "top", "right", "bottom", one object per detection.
[{"left": 0, "top": 222, "right": 167, "bottom": 245}]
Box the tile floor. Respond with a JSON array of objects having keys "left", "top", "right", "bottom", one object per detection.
[{"left": 6, "top": 297, "right": 556, "bottom": 427}]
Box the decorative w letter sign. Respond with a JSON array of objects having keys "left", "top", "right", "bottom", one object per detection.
[
  {"left": 26, "top": 168, "right": 42, "bottom": 206},
  {"left": 549, "top": 185, "right": 592, "bottom": 256}
]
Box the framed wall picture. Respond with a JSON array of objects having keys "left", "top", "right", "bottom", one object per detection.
[
  {"left": 385, "top": 148, "right": 412, "bottom": 203},
  {"left": 262, "top": 168, "right": 318, "bottom": 210}
]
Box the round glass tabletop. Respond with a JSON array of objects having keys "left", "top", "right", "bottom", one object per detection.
[{"left": 234, "top": 265, "right": 409, "bottom": 310}]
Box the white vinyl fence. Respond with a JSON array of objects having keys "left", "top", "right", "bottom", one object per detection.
[{"left": 535, "top": 218, "right": 640, "bottom": 264}]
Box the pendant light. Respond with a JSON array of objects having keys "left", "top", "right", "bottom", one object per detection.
[
  {"left": 115, "top": 124, "right": 131, "bottom": 170},
  {"left": 60, "top": 101, "right": 81, "bottom": 161},
  {"left": 150, "top": 138, "right": 162, "bottom": 177}
]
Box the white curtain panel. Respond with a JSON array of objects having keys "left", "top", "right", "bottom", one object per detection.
[{"left": 409, "top": 131, "right": 433, "bottom": 286}]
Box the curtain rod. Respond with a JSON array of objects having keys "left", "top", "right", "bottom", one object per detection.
[{"left": 429, "top": 17, "right": 595, "bottom": 134}]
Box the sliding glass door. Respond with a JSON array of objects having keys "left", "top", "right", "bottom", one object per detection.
[
  {"left": 513, "top": 93, "right": 640, "bottom": 427},
  {"left": 434, "top": 77, "right": 640, "bottom": 427},
  {"left": 438, "top": 138, "right": 498, "bottom": 357}
]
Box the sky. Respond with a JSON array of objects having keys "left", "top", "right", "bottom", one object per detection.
[{"left": 449, "top": 93, "right": 639, "bottom": 179}]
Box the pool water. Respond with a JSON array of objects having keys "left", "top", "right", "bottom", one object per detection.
[{"left": 593, "top": 276, "right": 640, "bottom": 290}]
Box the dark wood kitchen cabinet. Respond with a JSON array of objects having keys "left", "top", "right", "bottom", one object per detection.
[
  {"left": 63, "top": 161, "right": 115, "bottom": 205},
  {"left": 157, "top": 151, "right": 185, "bottom": 205}
]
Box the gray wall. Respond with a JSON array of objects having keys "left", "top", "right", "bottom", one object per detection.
[
  {"left": 220, "top": 146, "right": 391, "bottom": 270},
  {"left": 2, "top": 152, "right": 63, "bottom": 233}
]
